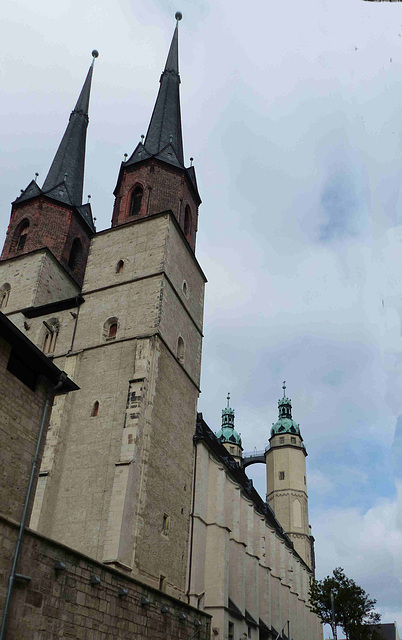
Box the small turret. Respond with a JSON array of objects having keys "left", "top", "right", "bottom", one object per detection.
[
  {"left": 215, "top": 394, "right": 243, "bottom": 462},
  {"left": 270, "top": 382, "right": 301, "bottom": 437}
]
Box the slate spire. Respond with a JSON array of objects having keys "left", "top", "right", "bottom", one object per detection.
[
  {"left": 41, "top": 51, "right": 99, "bottom": 207},
  {"left": 126, "top": 14, "right": 184, "bottom": 169},
  {"left": 144, "top": 14, "right": 184, "bottom": 166}
]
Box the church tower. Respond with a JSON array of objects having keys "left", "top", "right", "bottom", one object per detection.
[
  {"left": 265, "top": 383, "right": 313, "bottom": 569},
  {"left": 215, "top": 394, "right": 243, "bottom": 463},
  {"left": 0, "top": 15, "right": 207, "bottom": 600},
  {"left": 0, "top": 53, "right": 97, "bottom": 292},
  {"left": 110, "top": 13, "right": 200, "bottom": 250}
]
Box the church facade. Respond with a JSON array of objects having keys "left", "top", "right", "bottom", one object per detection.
[{"left": 0, "top": 16, "right": 321, "bottom": 640}]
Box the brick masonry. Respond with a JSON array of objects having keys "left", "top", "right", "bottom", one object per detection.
[
  {"left": 1, "top": 197, "right": 92, "bottom": 286},
  {"left": 111, "top": 160, "right": 199, "bottom": 252},
  {"left": 0, "top": 515, "right": 211, "bottom": 640}
]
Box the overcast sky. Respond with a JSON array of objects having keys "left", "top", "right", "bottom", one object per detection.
[{"left": 2, "top": 0, "right": 402, "bottom": 632}]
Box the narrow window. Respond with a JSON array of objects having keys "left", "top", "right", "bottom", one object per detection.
[
  {"left": 159, "top": 575, "right": 167, "bottom": 592},
  {"left": 228, "top": 622, "right": 234, "bottom": 640},
  {"left": 162, "top": 513, "right": 170, "bottom": 536},
  {"left": 177, "top": 337, "right": 184, "bottom": 363},
  {"left": 109, "top": 322, "right": 117, "bottom": 339},
  {"left": 116, "top": 260, "right": 124, "bottom": 274},
  {"left": 43, "top": 319, "right": 59, "bottom": 354},
  {"left": 291, "top": 436, "right": 296, "bottom": 444},
  {"left": 15, "top": 220, "right": 30, "bottom": 251},
  {"left": 129, "top": 186, "right": 143, "bottom": 216},
  {"left": 279, "top": 471, "right": 285, "bottom": 480},
  {"left": 91, "top": 401, "right": 99, "bottom": 417},
  {"left": 182, "top": 281, "right": 188, "bottom": 297},
  {"left": 248, "top": 625, "right": 252, "bottom": 638},
  {"left": 0, "top": 283, "right": 11, "bottom": 309},
  {"left": 184, "top": 205, "right": 192, "bottom": 238},
  {"left": 103, "top": 317, "right": 119, "bottom": 341},
  {"left": 68, "top": 238, "right": 83, "bottom": 273},
  {"left": 279, "top": 436, "right": 285, "bottom": 444}
]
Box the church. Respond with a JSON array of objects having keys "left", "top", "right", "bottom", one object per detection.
[{"left": 0, "top": 14, "right": 322, "bottom": 640}]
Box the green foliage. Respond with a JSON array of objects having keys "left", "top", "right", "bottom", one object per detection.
[{"left": 309, "top": 567, "right": 381, "bottom": 640}]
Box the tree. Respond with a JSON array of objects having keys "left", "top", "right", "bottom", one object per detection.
[{"left": 309, "top": 567, "right": 381, "bottom": 640}]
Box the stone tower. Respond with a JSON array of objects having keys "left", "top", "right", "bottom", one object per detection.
[
  {"left": 0, "top": 17, "right": 206, "bottom": 599},
  {"left": 215, "top": 394, "right": 243, "bottom": 463},
  {"left": 265, "top": 383, "right": 313, "bottom": 569}
]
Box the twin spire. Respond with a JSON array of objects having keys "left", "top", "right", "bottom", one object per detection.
[
  {"left": 15, "top": 15, "right": 189, "bottom": 219},
  {"left": 125, "top": 12, "right": 187, "bottom": 170},
  {"left": 41, "top": 50, "right": 99, "bottom": 208}
]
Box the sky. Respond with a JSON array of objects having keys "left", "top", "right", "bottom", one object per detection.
[{"left": 1, "top": 0, "right": 402, "bottom": 632}]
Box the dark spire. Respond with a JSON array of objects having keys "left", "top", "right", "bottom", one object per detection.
[
  {"left": 41, "top": 51, "right": 98, "bottom": 207},
  {"left": 126, "top": 14, "right": 184, "bottom": 169}
]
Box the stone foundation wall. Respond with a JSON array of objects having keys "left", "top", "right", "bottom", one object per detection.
[{"left": 0, "top": 515, "right": 211, "bottom": 640}]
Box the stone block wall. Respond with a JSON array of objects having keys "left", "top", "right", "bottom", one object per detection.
[
  {"left": 0, "top": 336, "right": 49, "bottom": 523},
  {"left": 0, "top": 515, "right": 211, "bottom": 640}
]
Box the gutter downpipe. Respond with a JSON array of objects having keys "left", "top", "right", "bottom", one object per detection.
[
  {"left": 186, "top": 438, "right": 198, "bottom": 605},
  {"left": 0, "top": 373, "right": 66, "bottom": 640}
]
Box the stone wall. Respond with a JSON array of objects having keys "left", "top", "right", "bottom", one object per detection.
[
  {"left": 0, "top": 249, "right": 79, "bottom": 315},
  {"left": 189, "top": 421, "right": 322, "bottom": 640},
  {"left": 0, "top": 515, "right": 211, "bottom": 640},
  {"left": 0, "top": 335, "right": 49, "bottom": 523}
]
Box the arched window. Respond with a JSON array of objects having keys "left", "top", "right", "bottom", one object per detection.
[
  {"left": 184, "top": 205, "right": 192, "bottom": 238},
  {"left": 129, "top": 186, "right": 143, "bottom": 217},
  {"left": 293, "top": 498, "right": 302, "bottom": 528},
  {"left": 109, "top": 322, "right": 117, "bottom": 339},
  {"left": 91, "top": 401, "right": 99, "bottom": 417},
  {"left": 68, "top": 238, "right": 83, "bottom": 273},
  {"left": 116, "top": 260, "right": 124, "bottom": 274},
  {"left": 103, "top": 317, "right": 119, "bottom": 341},
  {"left": 177, "top": 336, "right": 185, "bottom": 363},
  {"left": 13, "top": 219, "right": 30, "bottom": 251},
  {"left": 43, "top": 318, "right": 60, "bottom": 354},
  {"left": 0, "top": 283, "right": 11, "bottom": 309}
]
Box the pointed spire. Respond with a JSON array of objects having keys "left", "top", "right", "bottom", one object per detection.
[
  {"left": 278, "top": 381, "right": 292, "bottom": 419},
  {"left": 271, "top": 382, "right": 301, "bottom": 437},
  {"left": 142, "top": 14, "right": 184, "bottom": 167},
  {"left": 216, "top": 393, "right": 242, "bottom": 449},
  {"left": 42, "top": 51, "right": 98, "bottom": 207},
  {"left": 222, "top": 392, "right": 235, "bottom": 429}
]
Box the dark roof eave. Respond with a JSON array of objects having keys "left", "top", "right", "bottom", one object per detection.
[
  {"left": 21, "top": 294, "right": 85, "bottom": 319},
  {"left": 0, "top": 311, "right": 78, "bottom": 394}
]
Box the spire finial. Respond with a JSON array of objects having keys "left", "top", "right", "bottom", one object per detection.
[
  {"left": 91, "top": 50, "right": 99, "bottom": 67},
  {"left": 282, "top": 381, "right": 286, "bottom": 398},
  {"left": 175, "top": 11, "right": 183, "bottom": 25},
  {"left": 227, "top": 392, "right": 230, "bottom": 408}
]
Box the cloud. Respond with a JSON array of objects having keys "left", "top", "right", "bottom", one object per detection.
[
  {"left": 319, "top": 171, "right": 361, "bottom": 242},
  {"left": 313, "top": 498, "right": 402, "bottom": 629}
]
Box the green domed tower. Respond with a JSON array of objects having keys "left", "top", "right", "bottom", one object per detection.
[
  {"left": 265, "top": 383, "right": 313, "bottom": 570},
  {"left": 215, "top": 394, "right": 243, "bottom": 463}
]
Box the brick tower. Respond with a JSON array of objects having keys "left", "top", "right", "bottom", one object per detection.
[
  {"left": 0, "top": 16, "right": 206, "bottom": 599},
  {"left": 0, "top": 53, "right": 97, "bottom": 291}
]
